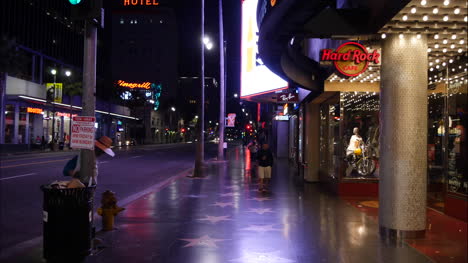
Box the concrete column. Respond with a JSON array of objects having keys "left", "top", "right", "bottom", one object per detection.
[
  {"left": 304, "top": 102, "right": 320, "bottom": 182},
  {"left": 25, "top": 112, "right": 30, "bottom": 145},
  {"left": 13, "top": 104, "right": 19, "bottom": 144},
  {"left": 379, "top": 34, "right": 428, "bottom": 238},
  {"left": 0, "top": 73, "right": 6, "bottom": 144}
]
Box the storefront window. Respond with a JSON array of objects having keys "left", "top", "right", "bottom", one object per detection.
[
  {"left": 18, "top": 107, "right": 27, "bottom": 144},
  {"left": 341, "top": 92, "right": 380, "bottom": 178},
  {"left": 428, "top": 92, "right": 445, "bottom": 210},
  {"left": 4, "top": 105, "right": 15, "bottom": 143},
  {"left": 446, "top": 79, "right": 467, "bottom": 195}
]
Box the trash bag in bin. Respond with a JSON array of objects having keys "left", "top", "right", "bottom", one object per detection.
[{"left": 41, "top": 185, "right": 96, "bottom": 262}]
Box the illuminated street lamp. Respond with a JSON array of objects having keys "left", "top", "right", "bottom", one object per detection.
[
  {"left": 234, "top": 93, "right": 238, "bottom": 98},
  {"left": 171, "top": 107, "right": 176, "bottom": 112},
  {"left": 51, "top": 69, "right": 57, "bottom": 75},
  {"left": 65, "top": 70, "right": 72, "bottom": 77}
]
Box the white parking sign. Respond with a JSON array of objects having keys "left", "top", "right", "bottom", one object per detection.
[{"left": 70, "top": 116, "right": 96, "bottom": 150}]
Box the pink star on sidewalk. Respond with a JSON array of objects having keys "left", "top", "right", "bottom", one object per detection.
[
  {"left": 248, "top": 197, "right": 272, "bottom": 202},
  {"left": 198, "top": 215, "right": 232, "bottom": 224},
  {"left": 247, "top": 208, "right": 274, "bottom": 215},
  {"left": 179, "top": 235, "right": 228, "bottom": 248},
  {"left": 220, "top": 192, "right": 241, "bottom": 197},
  {"left": 241, "top": 224, "right": 281, "bottom": 233},
  {"left": 211, "top": 202, "right": 235, "bottom": 208}
]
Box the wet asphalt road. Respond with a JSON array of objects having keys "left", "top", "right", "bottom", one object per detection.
[{"left": 0, "top": 143, "right": 217, "bottom": 250}]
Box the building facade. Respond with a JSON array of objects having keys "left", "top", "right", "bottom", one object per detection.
[{"left": 249, "top": 0, "right": 467, "bottom": 231}]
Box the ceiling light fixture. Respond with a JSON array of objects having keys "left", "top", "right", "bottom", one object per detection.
[
  {"left": 403, "top": 15, "right": 408, "bottom": 21},
  {"left": 433, "top": 8, "right": 439, "bottom": 14},
  {"left": 443, "top": 15, "right": 449, "bottom": 21},
  {"left": 428, "top": 48, "right": 432, "bottom": 52},
  {"left": 443, "top": 39, "right": 448, "bottom": 44},
  {"left": 399, "top": 33, "right": 404, "bottom": 39},
  {"left": 451, "top": 34, "right": 457, "bottom": 39},
  {"left": 423, "top": 15, "right": 429, "bottom": 21},
  {"left": 460, "top": 39, "right": 465, "bottom": 45},
  {"left": 435, "top": 44, "right": 439, "bottom": 48},
  {"left": 411, "top": 7, "right": 417, "bottom": 14},
  {"left": 454, "top": 8, "right": 460, "bottom": 14},
  {"left": 443, "top": 0, "right": 449, "bottom": 6},
  {"left": 417, "top": 33, "right": 421, "bottom": 39},
  {"left": 434, "top": 34, "right": 439, "bottom": 39},
  {"left": 381, "top": 33, "right": 386, "bottom": 39},
  {"left": 420, "top": 0, "right": 426, "bottom": 6}
]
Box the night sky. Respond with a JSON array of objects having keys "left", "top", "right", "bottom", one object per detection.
[{"left": 173, "top": 0, "right": 241, "bottom": 97}]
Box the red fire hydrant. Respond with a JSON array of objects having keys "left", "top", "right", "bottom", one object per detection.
[{"left": 97, "top": 190, "right": 125, "bottom": 231}]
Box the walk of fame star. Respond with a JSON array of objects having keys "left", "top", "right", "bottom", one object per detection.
[
  {"left": 220, "top": 192, "right": 240, "bottom": 197},
  {"left": 247, "top": 208, "right": 274, "bottom": 215},
  {"left": 241, "top": 224, "right": 281, "bottom": 233},
  {"left": 248, "top": 197, "right": 272, "bottom": 202},
  {"left": 184, "top": 194, "right": 207, "bottom": 198},
  {"left": 211, "top": 202, "right": 235, "bottom": 208},
  {"left": 229, "top": 251, "right": 295, "bottom": 263},
  {"left": 179, "top": 235, "right": 227, "bottom": 248},
  {"left": 198, "top": 215, "right": 232, "bottom": 224}
]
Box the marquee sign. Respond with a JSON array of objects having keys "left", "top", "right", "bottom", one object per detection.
[
  {"left": 321, "top": 42, "right": 380, "bottom": 77},
  {"left": 123, "top": 0, "right": 159, "bottom": 6},
  {"left": 27, "top": 107, "right": 43, "bottom": 114},
  {"left": 117, "top": 80, "right": 151, "bottom": 89}
]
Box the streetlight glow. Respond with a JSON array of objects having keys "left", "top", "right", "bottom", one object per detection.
[
  {"left": 234, "top": 93, "right": 238, "bottom": 98},
  {"left": 51, "top": 69, "right": 57, "bottom": 75},
  {"left": 203, "top": 36, "right": 210, "bottom": 45},
  {"left": 65, "top": 70, "right": 71, "bottom": 77},
  {"left": 171, "top": 107, "right": 176, "bottom": 112},
  {"left": 206, "top": 42, "right": 213, "bottom": 50}
]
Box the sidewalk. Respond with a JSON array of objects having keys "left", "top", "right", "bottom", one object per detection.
[{"left": 4, "top": 146, "right": 453, "bottom": 263}]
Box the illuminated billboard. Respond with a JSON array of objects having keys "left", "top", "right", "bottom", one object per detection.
[{"left": 241, "top": 0, "right": 287, "bottom": 98}]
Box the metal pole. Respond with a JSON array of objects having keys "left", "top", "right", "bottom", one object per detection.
[
  {"left": 193, "top": 0, "right": 205, "bottom": 176},
  {"left": 81, "top": 20, "right": 97, "bottom": 182},
  {"left": 51, "top": 75, "right": 56, "bottom": 148},
  {"left": 217, "top": 0, "right": 225, "bottom": 160}
]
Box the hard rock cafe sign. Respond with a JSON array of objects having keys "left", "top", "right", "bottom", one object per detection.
[{"left": 321, "top": 42, "right": 380, "bottom": 77}]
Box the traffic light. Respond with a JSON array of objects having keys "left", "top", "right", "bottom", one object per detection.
[
  {"left": 69, "top": 0, "right": 102, "bottom": 21},
  {"left": 181, "top": 128, "right": 186, "bottom": 133}
]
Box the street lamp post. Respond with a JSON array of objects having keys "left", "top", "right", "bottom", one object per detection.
[
  {"left": 217, "top": 0, "right": 226, "bottom": 160},
  {"left": 50, "top": 69, "right": 57, "bottom": 149},
  {"left": 65, "top": 70, "right": 73, "bottom": 148},
  {"left": 193, "top": 0, "right": 206, "bottom": 177}
]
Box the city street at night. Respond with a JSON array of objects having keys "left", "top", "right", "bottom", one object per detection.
[
  {"left": 0, "top": 143, "right": 218, "bottom": 251},
  {"left": 1, "top": 0, "right": 467, "bottom": 262}
]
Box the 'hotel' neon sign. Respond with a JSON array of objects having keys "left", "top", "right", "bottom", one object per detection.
[
  {"left": 123, "top": 0, "right": 159, "bottom": 6},
  {"left": 117, "top": 80, "right": 151, "bottom": 90}
]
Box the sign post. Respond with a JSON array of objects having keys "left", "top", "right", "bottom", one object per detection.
[{"left": 70, "top": 116, "right": 96, "bottom": 150}]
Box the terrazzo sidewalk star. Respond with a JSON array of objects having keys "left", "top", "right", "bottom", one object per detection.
[
  {"left": 229, "top": 251, "right": 295, "bottom": 263},
  {"left": 184, "top": 194, "right": 207, "bottom": 198},
  {"left": 179, "top": 235, "right": 228, "bottom": 248},
  {"left": 247, "top": 208, "right": 274, "bottom": 215},
  {"left": 211, "top": 202, "right": 235, "bottom": 208},
  {"left": 198, "top": 215, "right": 232, "bottom": 224},
  {"left": 220, "top": 192, "right": 241, "bottom": 197},
  {"left": 248, "top": 197, "right": 273, "bottom": 202},
  {"left": 241, "top": 224, "right": 282, "bottom": 233}
]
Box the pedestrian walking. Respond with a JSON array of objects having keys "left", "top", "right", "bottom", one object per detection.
[{"left": 256, "top": 143, "right": 274, "bottom": 193}]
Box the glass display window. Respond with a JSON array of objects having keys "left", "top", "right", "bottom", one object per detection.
[{"left": 340, "top": 92, "right": 380, "bottom": 179}]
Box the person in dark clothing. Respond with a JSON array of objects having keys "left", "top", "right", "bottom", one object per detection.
[{"left": 256, "top": 144, "right": 274, "bottom": 192}]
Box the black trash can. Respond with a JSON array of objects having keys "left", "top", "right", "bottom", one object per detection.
[{"left": 41, "top": 185, "right": 96, "bottom": 263}]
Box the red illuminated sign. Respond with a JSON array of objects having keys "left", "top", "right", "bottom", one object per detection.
[
  {"left": 27, "top": 107, "right": 43, "bottom": 114},
  {"left": 56, "top": 112, "right": 78, "bottom": 118},
  {"left": 117, "top": 80, "right": 151, "bottom": 89},
  {"left": 123, "top": 0, "right": 159, "bottom": 6},
  {"left": 321, "top": 42, "right": 380, "bottom": 77}
]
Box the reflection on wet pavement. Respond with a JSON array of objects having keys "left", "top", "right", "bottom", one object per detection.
[{"left": 86, "top": 146, "right": 434, "bottom": 263}]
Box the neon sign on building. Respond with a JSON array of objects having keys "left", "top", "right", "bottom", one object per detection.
[
  {"left": 240, "top": 0, "right": 287, "bottom": 98},
  {"left": 117, "top": 80, "right": 152, "bottom": 89},
  {"left": 123, "top": 0, "right": 159, "bottom": 6}
]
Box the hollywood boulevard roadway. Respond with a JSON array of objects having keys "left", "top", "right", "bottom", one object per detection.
[{"left": 0, "top": 142, "right": 218, "bottom": 252}]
